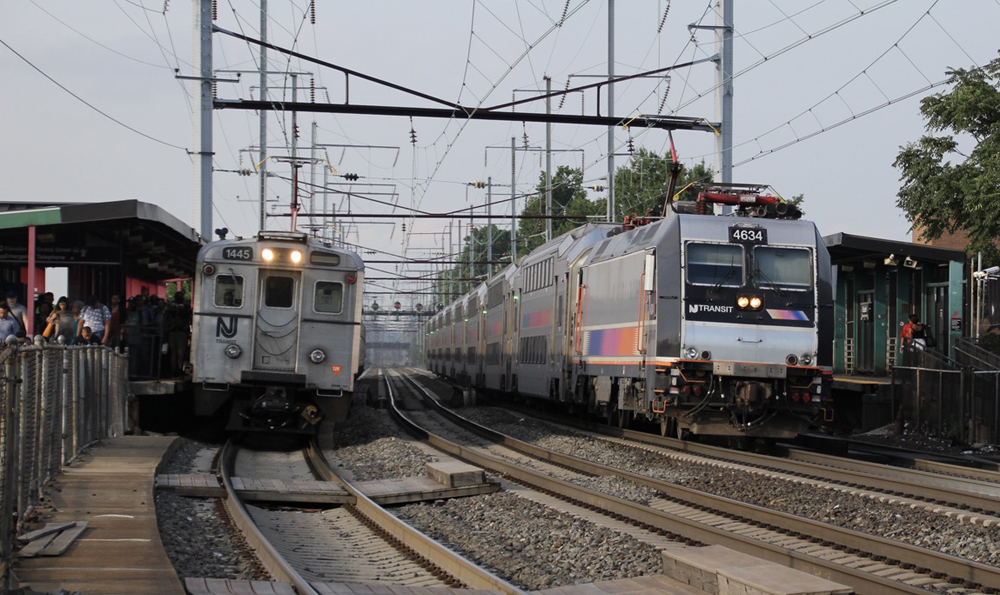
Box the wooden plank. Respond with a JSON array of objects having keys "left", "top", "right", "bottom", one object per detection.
[
  {"left": 18, "top": 521, "right": 77, "bottom": 543},
  {"left": 39, "top": 521, "right": 89, "bottom": 556}
]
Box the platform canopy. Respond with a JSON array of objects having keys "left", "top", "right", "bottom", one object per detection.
[
  {"left": 0, "top": 200, "right": 203, "bottom": 281},
  {"left": 823, "top": 232, "right": 966, "bottom": 267}
]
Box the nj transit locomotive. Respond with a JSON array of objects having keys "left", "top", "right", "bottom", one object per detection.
[
  {"left": 192, "top": 231, "right": 365, "bottom": 432},
  {"left": 427, "top": 186, "right": 833, "bottom": 440}
]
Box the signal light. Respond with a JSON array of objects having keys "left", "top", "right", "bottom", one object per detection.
[
  {"left": 393, "top": 301, "right": 401, "bottom": 310},
  {"left": 347, "top": 275, "right": 356, "bottom": 284}
]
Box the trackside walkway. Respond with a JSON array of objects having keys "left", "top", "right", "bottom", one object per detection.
[{"left": 13, "top": 436, "right": 185, "bottom": 595}]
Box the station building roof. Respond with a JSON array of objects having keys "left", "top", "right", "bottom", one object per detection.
[
  {"left": 823, "top": 232, "right": 966, "bottom": 267},
  {"left": 0, "top": 200, "right": 203, "bottom": 281}
]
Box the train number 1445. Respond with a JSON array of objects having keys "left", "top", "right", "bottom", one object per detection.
[{"left": 729, "top": 226, "right": 767, "bottom": 244}]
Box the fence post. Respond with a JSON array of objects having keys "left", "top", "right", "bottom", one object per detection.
[
  {"left": 959, "top": 368, "right": 967, "bottom": 444},
  {"left": 1, "top": 349, "right": 18, "bottom": 593},
  {"left": 994, "top": 372, "right": 999, "bottom": 445}
]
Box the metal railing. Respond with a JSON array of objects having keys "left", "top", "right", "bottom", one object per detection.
[
  {"left": 1, "top": 343, "right": 130, "bottom": 591},
  {"left": 893, "top": 346, "right": 1000, "bottom": 446}
]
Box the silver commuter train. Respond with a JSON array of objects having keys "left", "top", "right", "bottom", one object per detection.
[
  {"left": 192, "top": 230, "right": 365, "bottom": 432},
  {"left": 428, "top": 188, "right": 834, "bottom": 441}
]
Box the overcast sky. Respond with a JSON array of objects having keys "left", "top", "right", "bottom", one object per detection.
[{"left": 3, "top": 1, "right": 998, "bottom": 297}]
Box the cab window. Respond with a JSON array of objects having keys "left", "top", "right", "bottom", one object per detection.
[
  {"left": 314, "top": 281, "right": 344, "bottom": 314},
  {"left": 754, "top": 247, "right": 812, "bottom": 291},
  {"left": 264, "top": 276, "right": 295, "bottom": 308},
  {"left": 214, "top": 275, "right": 244, "bottom": 308},
  {"left": 686, "top": 243, "right": 743, "bottom": 286}
]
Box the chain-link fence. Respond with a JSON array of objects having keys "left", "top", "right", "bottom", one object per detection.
[
  {"left": 892, "top": 360, "right": 1000, "bottom": 446},
  {"left": 1, "top": 343, "right": 129, "bottom": 591}
]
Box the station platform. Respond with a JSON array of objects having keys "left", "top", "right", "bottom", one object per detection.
[{"left": 12, "top": 435, "right": 185, "bottom": 595}]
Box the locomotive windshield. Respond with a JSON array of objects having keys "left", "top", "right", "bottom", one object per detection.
[
  {"left": 686, "top": 243, "right": 743, "bottom": 286},
  {"left": 264, "top": 276, "right": 295, "bottom": 308},
  {"left": 753, "top": 247, "right": 812, "bottom": 291},
  {"left": 214, "top": 275, "right": 244, "bottom": 307}
]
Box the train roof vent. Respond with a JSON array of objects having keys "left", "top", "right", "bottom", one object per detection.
[
  {"left": 257, "top": 230, "right": 309, "bottom": 243},
  {"left": 593, "top": 240, "right": 611, "bottom": 260}
]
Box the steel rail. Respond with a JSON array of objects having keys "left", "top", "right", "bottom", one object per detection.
[
  {"left": 396, "top": 371, "right": 1000, "bottom": 594},
  {"left": 218, "top": 440, "right": 318, "bottom": 595},
  {"left": 306, "top": 385, "right": 527, "bottom": 595},
  {"left": 509, "top": 403, "right": 1000, "bottom": 515}
]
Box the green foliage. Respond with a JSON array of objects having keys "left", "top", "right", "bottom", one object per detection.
[
  {"left": 517, "top": 165, "right": 605, "bottom": 253},
  {"left": 613, "top": 149, "right": 714, "bottom": 219},
  {"left": 894, "top": 57, "right": 1000, "bottom": 259}
]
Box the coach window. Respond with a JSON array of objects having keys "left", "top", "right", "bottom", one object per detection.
[
  {"left": 214, "top": 275, "right": 244, "bottom": 308},
  {"left": 264, "top": 276, "right": 295, "bottom": 308},
  {"left": 314, "top": 281, "right": 344, "bottom": 313},
  {"left": 687, "top": 243, "right": 743, "bottom": 287},
  {"left": 753, "top": 247, "right": 811, "bottom": 291}
]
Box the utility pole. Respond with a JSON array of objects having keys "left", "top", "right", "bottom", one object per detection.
[
  {"left": 309, "top": 121, "right": 317, "bottom": 236},
  {"left": 545, "top": 76, "right": 553, "bottom": 242},
  {"left": 195, "top": 0, "right": 213, "bottom": 239},
  {"left": 607, "top": 0, "right": 615, "bottom": 223},
  {"left": 487, "top": 176, "right": 493, "bottom": 275},
  {"left": 716, "top": 0, "right": 733, "bottom": 186},
  {"left": 258, "top": 0, "right": 268, "bottom": 231},
  {"left": 510, "top": 136, "right": 517, "bottom": 261}
]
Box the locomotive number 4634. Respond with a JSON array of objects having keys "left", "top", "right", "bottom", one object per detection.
[{"left": 729, "top": 226, "right": 767, "bottom": 244}]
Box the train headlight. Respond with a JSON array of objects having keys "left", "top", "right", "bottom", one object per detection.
[
  {"left": 224, "top": 344, "right": 242, "bottom": 359},
  {"left": 290, "top": 250, "right": 302, "bottom": 264},
  {"left": 684, "top": 347, "right": 699, "bottom": 359},
  {"left": 262, "top": 248, "right": 274, "bottom": 261},
  {"left": 736, "top": 295, "right": 763, "bottom": 310},
  {"left": 786, "top": 354, "right": 799, "bottom": 365},
  {"left": 309, "top": 349, "right": 326, "bottom": 363},
  {"left": 800, "top": 353, "right": 813, "bottom": 366}
]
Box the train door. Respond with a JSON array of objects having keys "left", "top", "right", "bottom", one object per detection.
[
  {"left": 253, "top": 271, "right": 301, "bottom": 371},
  {"left": 857, "top": 290, "right": 875, "bottom": 374},
  {"left": 928, "top": 284, "right": 948, "bottom": 354}
]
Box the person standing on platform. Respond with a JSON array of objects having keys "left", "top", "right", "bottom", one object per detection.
[
  {"left": 106, "top": 293, "right": 123, "bottom": 349},
  {"left": 5, "top": 290, "right": 29, "bottom": 336},
  {"left": 45, "top": 297, "right": 77, "bottom": 344},
  {"left": 78, "top": 295, "right": 112, "bottom": 346},
  {"left": 0, "top": 303, "right": 19, "bottom": 342},
  {"left": 164, "top": 292, "right": 192, "bottom": 376}
]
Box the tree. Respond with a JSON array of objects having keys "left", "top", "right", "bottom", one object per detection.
[
  {"left": 613, "top": 149, "right": 713, "bottom": 219},
  {"left": 894, "top": 56, "right": 1000, "bottom": 259},
  {"left": 517, "top": 166, "right": 605, "bottom": 253}
]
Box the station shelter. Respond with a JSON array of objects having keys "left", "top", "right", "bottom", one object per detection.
[
  {"left": 0, "top": 200, "right": 203, "bottom": 337},
  {"left": 822, "top": 232, "right": 967, "bottom": 431}
]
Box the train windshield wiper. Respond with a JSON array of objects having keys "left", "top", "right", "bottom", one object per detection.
[
  {"left": 711, "top": 266, "right": 737, "bottom": 292},
  {"left": 754, "top": 266, "right": 783, "bottom": 296}
]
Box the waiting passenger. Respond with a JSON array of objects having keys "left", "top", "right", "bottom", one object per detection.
[
  {"left": 78, "top": 326, "right": 101, "bottom": 345},
  {"left": 5, "top": 290, "right": 29, "bottom": 336},
  {"left": 79, "top": 295, "right": 112, "bottom": 346},
  {"left": 44, "top": 297, "right": 77, "bottom": 344},
  {"left": 0, "top": 303, "right": 19, "bottom": 342}
]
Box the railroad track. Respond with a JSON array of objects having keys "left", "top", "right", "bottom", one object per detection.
[
  {"left": 393, "top": 367, "right": 997, "bottom": 594},
  {"left": 216, "top": 428, "right": 525, "bottom": 594}
]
